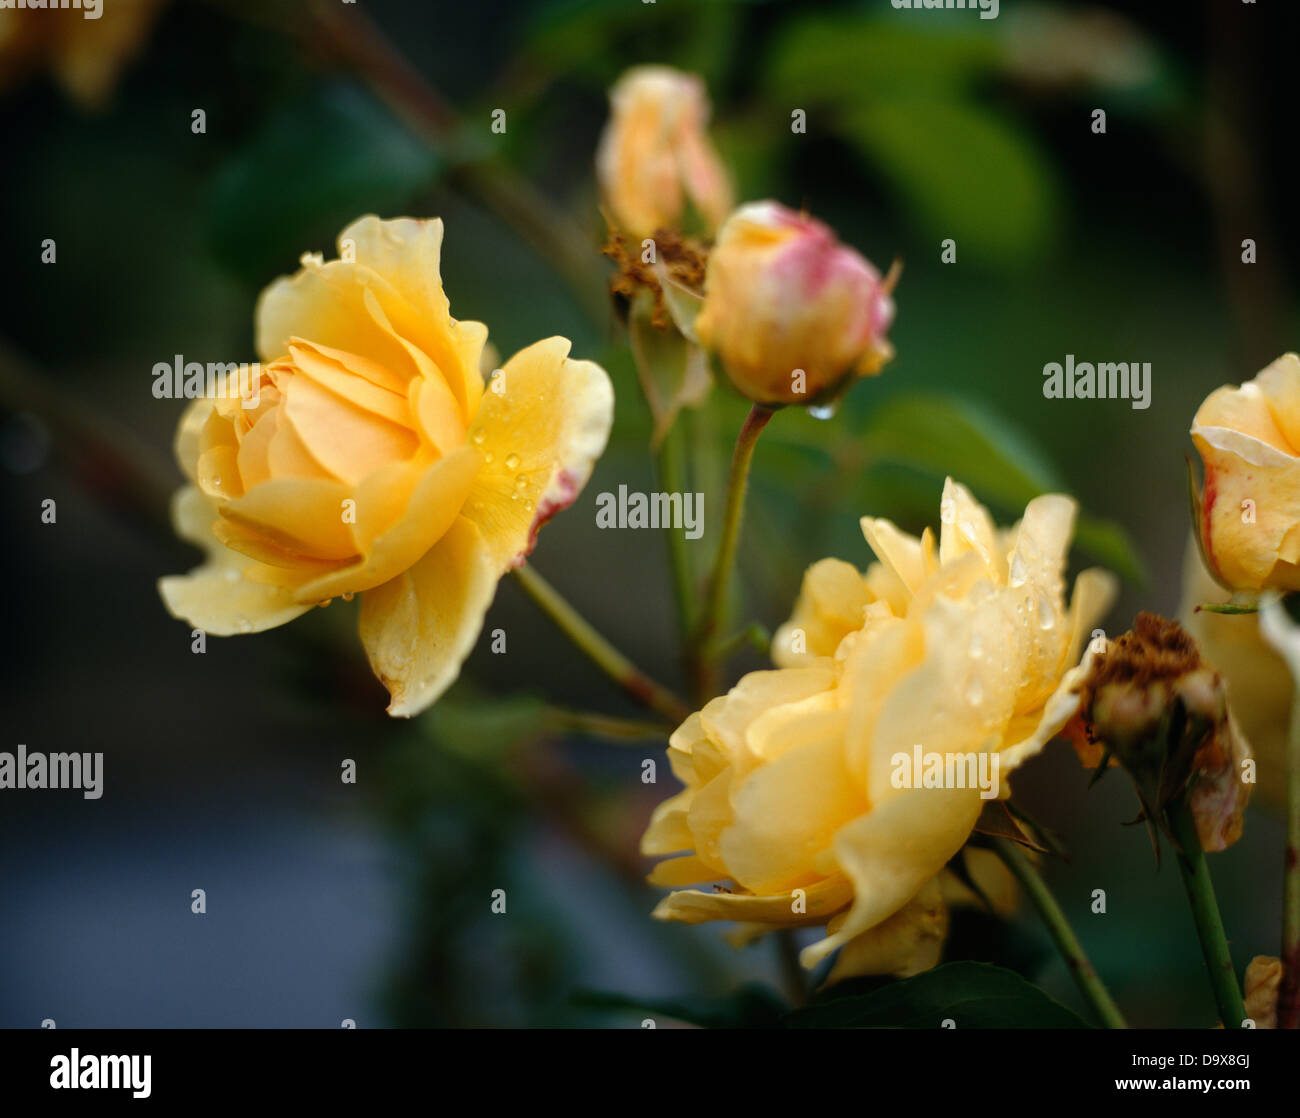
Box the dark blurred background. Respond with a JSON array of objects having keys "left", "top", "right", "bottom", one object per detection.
[{"left": 2, "top": 0, "right": 1297, "bottom": 1027}]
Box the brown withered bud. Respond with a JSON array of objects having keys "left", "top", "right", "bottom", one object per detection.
[{"left": 1072, "top": 613, "right": 1253, "bottom": 852}]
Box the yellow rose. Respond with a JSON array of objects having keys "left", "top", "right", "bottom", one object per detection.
[
  {"left": 596, "top": 65, "right": 733, "bottom": 239},
  {"left": 1191, "top": 353, "right": 1300, "bottom": 592},
  {"left": 159, "top": 216, "right": 613, "bottom": 717},
  {"left": 693, "top": 201, "right": 896, "bottom": 406},
  {"left": 643, "top": 480, "right": 1115, "bottom": 976},
  {"left": 0, "top": 0, "right": 168, "bottom": 108}
]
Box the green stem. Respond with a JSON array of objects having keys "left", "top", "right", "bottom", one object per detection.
[
  {"left": 1279, "top": 690, "right": 1300, "bottom": 1028},
  {"left": 656, "top": 414, "right": 696, "bottom": 643},
  {"left": 301, "top": 0, "right": 608, "bottom": 326},
  {"left": 688, "top": 404, "right": 775, "bottom": 702},
  {"left": 1166, "top": 797, "right": 1248, "bottom": 1028},
  {"left": 991, "top": 837, "right": 1128, "bottom": 1029},
  {"left": 544, "top": 708, "right": 673, "bottom": 743},
  {"left": 513, "top": 565, "right": 691, "bottom": 725},
  {"left": 775, "top": 929, "right": 808, "bottom": 1008}
]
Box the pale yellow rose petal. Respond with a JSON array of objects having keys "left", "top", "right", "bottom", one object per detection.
[
  {"left": 651, "top": 876, "right": 853, "bottom": 926},
  {"left": 771, "top": 557, "right": 871, "bottom": 667},
  {"left": 720, "top": 727, "right": 867, "bottom": 895},
  {"left": 357, "top": 515, "right": 498, "bottom": 717},
  {"left": 823, "top": 877, "right": 948, "bottom": 983},
  {"left": 1254, "top": 353, "right": 1300, "bottom": 451},
  {"left": 158, "top": 486, "right": 314, "bottom": 635},
  {"left": 938, "top": 478, "right": 1001, "bottom": 578},
  {"left": 860, "top": 516, "right": 927, "bottom": 594},
  {"left": 802, "top": 784, "right": 985, "bottom": 968}
]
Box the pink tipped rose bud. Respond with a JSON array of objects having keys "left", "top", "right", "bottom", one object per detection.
[{"left": 694, "top": 201, "right": 896, "bottom": 406}]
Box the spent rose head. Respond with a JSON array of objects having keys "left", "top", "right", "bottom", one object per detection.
[{"left": 694, "top": 201, "right": 897, "bottom": 407}]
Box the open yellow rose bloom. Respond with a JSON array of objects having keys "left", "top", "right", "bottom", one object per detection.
[
  {"left": 159, "top": 216, "right": 613, "bottom": 717},
  {"left": 642, "top": 480, "right": 1116, "bottom": 977}
]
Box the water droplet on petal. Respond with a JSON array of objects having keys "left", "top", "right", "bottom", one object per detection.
[
  {"left": 1036, "top": 591, "right": 1057, "bottom": 631},
  {"left": 808, "top": 402, "right": 837, "bottom": 421},
  {"left": 342, "top": 592, "right": 355, "bottom": 602},
  {"left": 514, "top": 475, "right": 527, "bottom": 490},
  {"left": 1008, "top": 552, "right": 1028, "bottom": 587},
  {"left": 966, "top": 676, "right": 984, "bottom": 706},
  {"left": 471, "top": 430, "right": 486, "bottom": 446},
  {"left": 505, "top": 453, "right": 521, "bottom": 470},
  {"left": 483, "top": 451, "right": 494, "bottom": 464}
]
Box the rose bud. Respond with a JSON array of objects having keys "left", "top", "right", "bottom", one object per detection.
[
  {"left": 693, "top": 201, "right": 896, "bottom": 407},
  {"left": 1071, "top": 613, "right": 1253, "bottom": 852},
  {"left": 1190, "top": 353, "right": 1300, "bottom": 592},
  {"left": 596, "top": 65, "right": 733, "bottom": 239}
]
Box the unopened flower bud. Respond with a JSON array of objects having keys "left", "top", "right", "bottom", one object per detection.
[
  {"left": 693, "top": 201, "right": 896, "bottom": 406},
  {"left": 596, "top": 65, "right": 733, "bottom": 239}
]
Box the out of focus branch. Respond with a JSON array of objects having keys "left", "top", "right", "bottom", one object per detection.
[
  {"left": 301, "top": 0, "right": 610, "bottom": 328},
  {"left": 0, "top": 338, "right": 173, "bottom": 539}
]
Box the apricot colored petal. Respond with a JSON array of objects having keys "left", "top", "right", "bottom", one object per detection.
[
  {"left": 358, "top": 515, "right": 497, "bottom": 717},
  {"left": 220, "top": 477, "right": 359, "bottom": 562},
  {"left": 158, "top": 486, "right": 313, "bottom": 635},
  {"left": 462, "top": 337, "right": 613, "bottom": 574},
  {"left": 293, "top": 445, "right": 480, "bottom": 602}
]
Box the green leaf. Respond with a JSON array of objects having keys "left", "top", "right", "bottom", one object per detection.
[
  {"left": 206, "top": 83, "right": 440, "bottom": 285},
  {"left": 783, "top": 962, "right": 1091, "bottom": 1029},
  {"left": 838, "top": 97, "right": 1058, "bottom": 265},
  {"left": 858, "top": 393, "right": 1146, "bottom": 583},
  {"left": 421, "top": 687, "right": 550, "bottom": 760},
  {"left": 574, "top": 983, "right": 787, "bottom": 1029},
  {"left": 767, "top": 15, "right": 1003, "bottom": 101}
]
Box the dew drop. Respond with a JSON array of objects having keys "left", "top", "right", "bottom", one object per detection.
[
  {"left": 966, "top": 677, "right": 984, "bottom": 706},
  {"left": 483, "top": 451, "right": 495, "bottom": 464},
  {"left": 1036, "top": 592, "right": 1056, "bottom": 631},
  {"left": 342, "top": 591, "right": 355, "bottom": 602},
  {"left": 514, "top": 475, "right": 528, "bottom": 490},
  {"left": 808, "top": 402, "right": 837, "bottom": 421},
  {"left": 471, "top": 430, "right": 486, "bottom": 446},
  {"left": 505, "top": 453, "right": 521, "bottom": 470},
  {"left": 1008, "top": 552, "right": 1028, "bottom": 587}
]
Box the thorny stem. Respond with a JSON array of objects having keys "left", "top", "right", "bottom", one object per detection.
[
  {"left": 991, "top": 837, "right": 1128, "bottom": 1029},
  {"left": 513, "top": 564, "right": 691, "bottom": 726},
  {"left": 1166, "top": 797, "right": 1249, "bottom": 1028},
  {"left": 688, "top": 404, "right": 775, "bottom": 703}
]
